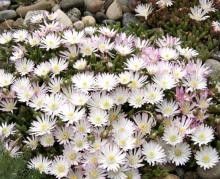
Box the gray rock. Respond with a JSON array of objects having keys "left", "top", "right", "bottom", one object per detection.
[
  {"left": 104, "top": 0, "right": 113, "bottom": 10},
  {"left": 95, "top": 11, "right": 107, "bottom": 22},
  {"left": 55, "top": 9, "right": 73, "bottom": 27},
  {"left": 197, "top": 162, "right": 220, "bottom": 179},
  {"left": 60, "top": 0, "right": 84, "bottom": 10},
  {"left": 0, "top": 0, "right": 11, "bottom": 11},
  {"left": 67, "top": 8, "right": 81, "bottom": 22},
  {"left": 84, "top": 0, "right": 104, "bottom": 13},
  {"left": 184, "top": 171, "right": 198, "bottom": 179},
  {"left": 83, "top": 11, "right": 94, "bottom": 17},
  {"left": 106, "top": 0, "right": 122, "bottom": 20},
  {"left": 205, "top": 59, "right": 220, "bottom": 81},
  {"left": 122, "top": 12, "right": 138, "bottom": 26},
  {"left": 24, "top": 10, "right": 47, "bottom": 25},
  {"left": 0, "top": 10, "right": 17, "bottom": 22},
  {"left": 73, "top": 20, "right": 84, "bottom": 30},
  {"left": 118, "top": 0, "right": 131, "bottom": 12}
]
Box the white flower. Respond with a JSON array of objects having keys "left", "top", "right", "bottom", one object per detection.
[
  {"left": 183, "top": 74, "right": 207, "bottom": 91},
  {"left": 124, "top": 57, "right": 146, "bottom": 71},
  {"left": 84, "top": 26, "right": 97, "bottom": 35},
  {"left": 70, "top": 90, "right": 90, "bottom": 106},
  {"left": 98, "top": 26, "right": 117, "bottom": 38},
  {"left": 177, "top": 47, "right": 198, "bottom": 59},
  {"left": 29, "top": 114, "right": 56, "bottom": 136},
  {"left": 133, "top": 112, "right": 156, "bottom": 135},
  {"left": 111, "top": 87, "right": 130, "bottom": 105},
  {"left": 199, "top": 0, "right": 215, "bottom": 13},
  {"left": 195, "top": 146, "right": 219, "bottom": 170},
  {"left": 63, "top": 144, "right": 81, "bottom": 165},
  {"left": 0, "top": 32, "right": 12, "bottom": 44},
  {"left": 134, "top": 3, "right": 153, "bottom": 20},
  {"left": 72, "top": 133, "right": 89, "bottom": 151},
  {"left": 162, "top": 126, "right": 184, "bottom": 145},
  {"left": 114, "top": 133, "right": 136, "bottom": 151},
  {"left": 191, "top": 124, "right": 214, "bottom": 146},
  {"left": 48, "top": 77, "right": 63, "bottom": 93},
  {"left": 156, "top": 100, "right": 179, "bottom": 117},
  {"left": 114, "top": 44, "right": 134, "bottom": 56},
  {"left": 212, "top": 21, "right": 220, "bottom": 32},
  {"left": 128, "top": 73, "right": 147, "bottom": 89},
  {"left": 85, "top": 166, "right": 106, "bottom": 179},
  {"left": 75, "top": 119, "right": 91, "bottom": 134},
  {"left": 0, "top": 122, "right": 16, "bottom": 138},
  {"left": 63, "top": 30, "right": 84, "bottom": 45},
  {"left": 117, "top": 71, "right": 132, "bottom": 85},
  {"left": 159, "top": 47, "right": 179, "bottom": 61},
  {"left": 189, "top": 6, "right": 209, "bottom": 21},
  {"left": 41, "top": 33, "right": 62, "bottom": 50},
  {"left": 125, "top": 149, "right": 144, "bottom": 168},
  {"left": 73, "top": 58, "right": 87, "bottom": 70},
  {"left": 0, "top": 71, "right": 15, "bottom": 87},
  {"left": 28, "top": 155, "right": 51, "bottom": 174},
  {"left": 34, "top": 62, "right": 51, "bottom": 77},
  {"left": 0, "top": 99, "right": 17, "bottom": 113},
  {"left": 39, "top": 134, "right": 55, "bottom": 147},
  {"left": 28, "top": 93, "right": 46, "bottom": 110},
  {"left": 96, "top": 73, "right": 118, "bottom": 91},
  {"left": 153, "top": 74, "right": 176, "bottom": 90},
  {"left": 49, "top": 57, "right": 68, "bottom": 75},
  {"left": 156, "top": 0, "right": 173, "bottom": 8},
  {"left": 112, "top": 118, "right": 135, "bottom": 136},
  {"left": 15, "top": 58, "right": 34, "bottom": 76},
  {"left": 142, "top": 141, "right": 166, "bottom": 165},
  {"left": 128, "top": 89, "right": 146, "bottom": 108},
  {"left": 80, "top": 40, "right": 97, "bottom": 56},
  {"left": 88, "top": 108, "right": 109, "bottom": 127},
  {"left": 27, "top": 35, "right": 41, "bottom": 47},
  {"left": 167, "top": 143, "right": 191, "bottom": 166},
  {"left": 13, "top": 30, "right": 28, "bottom": 42},
  {"left": 145, "top": 84, "right": 164, "bottom": 104},
  {"left": 99, "top": 143, "right": 126, "bottom": 172},
  {"left": 54, "top": 126, "right": 75, "bottom": 145},
  {"left": 49, "top": 157, "right": 70, "bottom": 179},
  {"left": 4, "top": 141, "right": 22, "bottom": 157}
]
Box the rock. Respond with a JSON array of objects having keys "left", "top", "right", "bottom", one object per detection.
[
  {"left": 0, "top": 0, "right": 10, "bottom": 11},
  {"left": 104, "top": 0, "right": 113, "bottom": 10},
  {"left": 106, "top": 0, "right": 123, "bottom": 20},
  {"left": 13, "top": 18, "right": 24, "bottom": 27},
  {"left": 67, "top": 8, "right": 81, "bottom": 22},
  {"left": 16, "top": 0, "right": 55, "bottom": 17},
  {"left": 60, "top": 0, "right": 84, "bottom": 10},
  {"left": 73, "top": 20, "right": 84, "bottom": 30},
  {"left": 83, "top": 11, "right": 94, "bottom": 17},
  {"left": 197, "top": 162, "right": 220, "bottom": 179},
  {"left": 52, "top": 4, "right": 60, "bottom": 11},
  {"left": 118, "top": 0, "right": 131, "bottom": 12},
  {"left": 205, "top": 59, "right": 220, "bottom": 81},
  {"left": 95, "top": 11, "right": 107, "bottom": 22},
  {"left": 184, "top": 171, "right": 198, "bottom": 179},
  {"left": 55, "top": 9, "right": 72, "bottom": 27},
  {"left": 122, "top": 12, "right": 138, "bottom": 26},
  {"left": 128, "top": 0, "right": 139, "bottom": 10},
  {"left": 175, "top": 168, "right": 184, "bottom": 178},
  {"left": 84, "top": 0, "right": 104, "bottom": 13},
  {"left": 24, "top": 10, "right": 47, "bottom": 25},
  {"left": 163, "top": 174, "right": 180, "bottom": 179},
  {"left": 0, "top": 10, "right": 17, "bottom": 22},
  {"left": 0, "top": 19, "right": 14, "bottom": 29},
  {"left": 82, "top": 15, "right": 96, "bottom": 26}
]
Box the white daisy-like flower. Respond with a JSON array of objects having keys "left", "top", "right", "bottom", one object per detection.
[
  {"left": 153, "top": 74, "right": 176, "bottom": 90},
  {"left": 124, "top": 57, "right": 146, "bottom": 71},
  {"left": 13, "top": 29, "right": 28, "bottom": 42},
  {"left": 96, "top": 73, "right": 118, "bottom": 91},
  {"left": 99, "top": 143, "right": 126, "bottom": 172},
  {"left": 159, "top": 47, "right": 179, "bottom": 61},
  {"left": 70, "top": 91, "right": 90, "bottom": 106},
  {"left": 48, "top": 77, "right": 63, "bottom": 93},
  {"left": 128, "top": 89, "right": 146, "bottom": 108},
  {"left": 54, "top": 126, "right": 75, "bottom": 145},
  {"left": 75, "top": 119, "right": 91, "bottom": 134},
  {"left": 0, "top": 99, "right": 17, "bottom": 113},
  {"left": 199, "top": 0, "right": 215, "bottom": 13},
  {"left": 142, "top": 141, "right": 166, "bottom": 166},
  {"left": 23, "top": 136, "right": 38, "bottom": 150},
  {"left": 39, "top": 134, "right": 55, "bottom": 147},
  {"left": 117, "top": 71, "right": 132, "bottom": 85},
  {"left": 72, "top": 133, "right": 89, "bottom": 151},
  {"left": 114, "top": 44, "right": 134, "bottom": 56},
  {"left": 189, "top": 6, "right": 209, "bottom": 21},
  {"left": 34, "top": 62, "right": 51, "bottom": 77},
  {"left": 134, "top": 3, "right": 153, "bottom": 20},
  {"left": 15, "top": 58, "right": 34, "bottom": 76},
  {"left": 114, "top": 133, "right": 136, "bottom": 151},
  {"left": 191, "top": 124, "right": 214, "bottom": 146},
  {"left": 63, "top": 144, "right": 81, "bottom": 165},
  {"left": 63, "top": 30, "right": 84, "bottom": 45},
  {"left": 28, "top": 93, "right": 46, "bottom": 110},
  {"left": 27, "top": 34, "right": 41, "bottom": 47},
  {"left": 177, "top": 47, "right": 198, "bottom": 60},
  {"left": 41, "top": 33, "right": 62, "bottom": 50},
  {"left": 111, "top": 87, "right": 130, "bottom": 105},
  {"left": 112, "top": 118, "right": 136, "bottom": 136},
  {"left": 156, "top": 100, "right": 179, "bottom": 117},
  {"left": 195, "top": 146, "right": 219, "bottom": 170},
  {"left": 145, "top": 84, "right": 164, "bottom": 104},
  {"left": 183, "top": 74, "right": 207, "bottom": 91},
  {"left": 128, "top": 73, "right": 147, "bottom": 89},
  {"left": 0, "top": 32, "right": 12, "bottom": 44},
  {"left": 172, "top": 65, "right": 186, "bottom": 81},
  {"left": 167, "top": 143, "right": 191, "bottom": 166},
  {"left": 85, "top": 166, "right": 106, "bottom": 179},
  {"left": 162, "top": 126, "right": 184, "bottom": 145},
  {"left": 29, "top": 114, "right": 56, "bottom": 136},
  {"left": 49, "top": 57, "right": 68, "bottom": 75},
  {"left": 28, "top": 155, "right": 51, "bottom": 174},
  {"left": 84, "top": 26, "right": 97, "bottom": 35},
  {"left": 156, "top": 0, "right": 173, "bottom": 8},
  {"left": 73, "top": 58, "right": 87, "bottom": 70},
  {"left": 88, "top": 108, "right": 109, "bottom": 127},
  {"left": 0, "top": 71, "right": 15, "bottom": 87},
  {"left": 49, "top": 157, "right": 70, "bottom": 179},
  {"left": 98, "top": 26, "right": 117, "bottom": 38},
  {"left": 125, "top": 149, "right": 144, "bottom": 169},
  {"left": 212, "top": 21, "right": 220, "bottom": 32},
  {"left": 4, "top": 141, "right": 22, "bottom": 157},
  {"left": 0, "top": 122, "right": 16, "bottom": 138},
  {"left": 80, "top": 40, "right": 97, "bottom": 56}
]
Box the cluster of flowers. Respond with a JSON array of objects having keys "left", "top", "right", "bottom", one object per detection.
[{"left": 0, "top": 11, "right": 219, "bottom": 179}]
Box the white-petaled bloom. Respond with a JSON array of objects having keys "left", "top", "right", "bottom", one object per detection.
[
  {"left": 39, "top": 134, "right": 55, "bottom": 147},
  {"left": 99, "top": 143, "right": 126, "bottom": 172},
  {"left": 0, "top": 71, "right": 15, "bottom": 87},
  {"left": 124, "top": 57, "right": 146, "bottom": 71},
  {"left": 59, "top": 103, "right": 85, "bottom": 125},
  {"left": 189, "top": 6, "right": 209, "bottom": 21},
  {"left": 107, "top": 167, "right": 128, "bottom": 179},
  {"left": 54, "top": 126, "right": 75, "bottom": 145},
  {"left": 73, "top": 58, "right": 87, "bottom": 70},
  {"left": 167, "top": 143, "right": 191, "bottom": 166},
  {"left": 125, "top": 149, "right": 144, "bottom": 168},
  {"left": 43, "top": 94, "right": 64, "bottom": 116},
  {"left": 114, "top": 133, "right": 136, "bottom": 151},
  {"left": 88, "top": 108, "right": 108, "bottom": 127},
  {"left": 117, "top": 71, "right": 132, "bottom": 85},
  {"left": 30, "top": 13, "right": 44, "bottom": 24},
  {"left": 145, "top": 84, "right": 164, "bottom": 104},
  {"left": 15, "top": 85, "right": 35, "bottom": 103},
  {"left": 195, "top": 146, "right": 219, "bottom": 170},
  {"left": 114, "top": 44, "right": 134, "bottom": 56},
  {"left": 159, "top": 47, "right": 179, "bottom": 61},
  {"left": 41, "top": 33, "right": 62, "bottom": 50},
  {"left": 172, "top": 117, "right": 194, "bottom": 136},
  {"left": 133, "top": 112, "right": 156, "bottom": 135},
  {"left": 0, "top": 32, "right": 12, "bottom": 44},
  {"left": 153, "top": 74, "right": 176, "bottom": 90},
  {"left": 128, "top": 73, "right": 147, "bottom": 89},
  {"left": 97, "top": 37, "right": 114, "bottom": 53},
  {"left": 72, "top": 72, "right": 95, "bottom": 93},
  {"left": 199, "top": 0, "right": 215, "bottom": 13},
  {"left": 112, "top": 118, "right": 136, "bottom": 136},
  {"left": 75, "top": 119, "right": 91, "bottom": 134},
  {"left": 15, "top": 58, "right": 34, "bottom": 76},
  {"left": 13, "top": 29, "right": 28, "bottom": 42},
  {"left": 212, "top": 21, "right": 220, "bottom": 32},
  {"left": 27, "top": 34, "right": 41, "bottom": 47},
  {"left": 80, "top": 40, "right": 97, "bottom": 57},
  {"left": 29, "top": 114, "right": 56, "bottom": 136},
  {"left": 125, "top": 169, "right": 141, "bottom": 179},
  {"left": 63, "top": 144, "right": 82, "bottom": 165},
  {"left": 70, "top": 91, "right": 90, "bottom": 106},
  {"left": 191, "top": 124, "right": 214, "bottom": 146},
  {"left": 98, "top": 26, "right": 117, "bottom": 38},
  {"left": 49, "top": 57, "right": 68, "bottom": 75},
  {"left": 134, "top": 3, "right": 153, "bottom": 20},
  {"left": 177, "top": 47, "right": 198, "bottom": 60},
  {"left": 48, "top": 77, "right": 63, "bottom": 93},
  {"left": 0, "top": 122, "right": 16, "bottom": 138},
  {"left": 28, "top": 93, "right": 46, "bottom": 110},
  {"left": 4, "top": 141, "right": 22, "bottom": 157},
  {"left": 183, "top": 74, "right": 207, "bottom": 91},
  {"left": 34, "top": 62, "right": 51, "bottom": 77},
  {"left": 111, "top": 87, "right": 130, "bottom": 105},
  {"left": 72, "top": 133, "right": 89, "bottom": 151},
  {"left": 85, "top": 166, "right": 106, "bottom": 179},
  {"left": 156, "top": 100, "right": 179, "bottom": 117},
  {"left": 84, "top": 26, "right": 97, "bottom": 35},
  {"left": 23, "top": 136, "right": 38, "bottom": 150},
  {"left": 96, "top": 73, "right": 118, "bottom": 91},
  {"left": 142, "top": 141, "right": 166, "bottom": 166},
  {"left": 162, "top": 126, "right": 184, "bottom": 145},
  {"left": 28, "top": 155, "right": 51, "bottom": 174},
  {"left": 67, "top": 169, "right": 84, "bottom": 179},
  {"left": 156, "top": 0, "right": 173, "bottom": 8},
  {"left": 0, "top": 99, "right": 17, "bottom": 113},
  {"left": 63, "top": 30, "right": 84, "bottom": 45},
  {"left": 128, "top": 89, "right": 146, "bottom": 108},
  {"left": 49, "top": 157, "right": 70, "bottom": 179}
]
